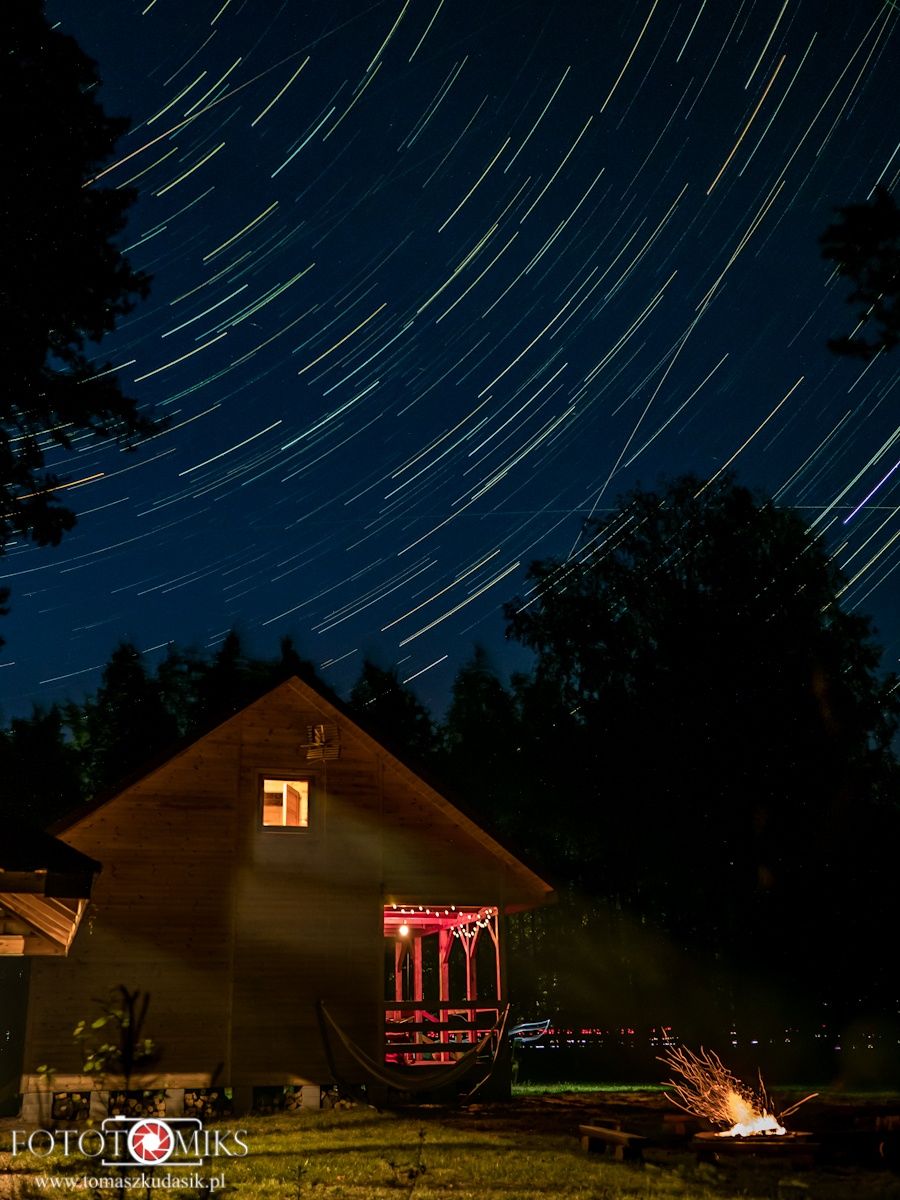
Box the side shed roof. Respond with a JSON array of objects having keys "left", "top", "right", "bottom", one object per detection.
[{"left": 0, "top": 822, "right": 99, "bottom": 956}]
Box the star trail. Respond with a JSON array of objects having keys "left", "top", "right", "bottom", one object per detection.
[{"left": 2, "top": 0, "right": 899, "bottom": 713}]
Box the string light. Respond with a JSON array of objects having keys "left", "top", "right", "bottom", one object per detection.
[{"left": 388, "top": 904, "right": 498, "bottom": 939}]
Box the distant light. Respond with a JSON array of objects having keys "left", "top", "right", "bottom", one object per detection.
[{"left": 398, "top": 924, "right": 410, "bottom": 937}]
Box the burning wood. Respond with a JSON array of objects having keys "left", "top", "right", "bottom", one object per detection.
[{"left": 660, "top": 1045, "right": 816, "bottom": 1138}]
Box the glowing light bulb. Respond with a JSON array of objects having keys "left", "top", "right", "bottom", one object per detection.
[{"left": 398, "top": 923, "right": 410, "bottom": 937}]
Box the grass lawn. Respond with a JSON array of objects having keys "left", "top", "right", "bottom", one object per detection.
[
  {"left": 3, "top": 1090, "right": 900, "bottom": 1199},
  {"left": 513, "top": 1082, "right": 668, "bottom": 1096}
]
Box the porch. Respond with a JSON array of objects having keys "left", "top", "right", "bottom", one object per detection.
[{"left": 383, "top": 905, "right": 504, "bottom": 1068}]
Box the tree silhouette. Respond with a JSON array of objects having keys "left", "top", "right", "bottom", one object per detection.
[
  {"left": 821, "top": 186, "right": 900, "bottom": 358},
  {"left": 190, "top": 631, "right": 253, "bottom": 726},
  {"left": 66, "top": 643, "right": 178, "bottom": 797},
  {"left": 349, "top": 660, "right": 438, "bottom": 765},
  {"left": 0, "top": 633, "right": 329, "bottom": 814},
  {"left": 505, "top": 474, "right": 900, "bottom": 1018},
  {"left": 0, "top": 705, "right": 83, "bottom": 826},
  {"left": 441, "top": 648, "right": 527, "bottom": 843},
  {"left": 1, "top": 3, "right": 159, "bottom": 632}
]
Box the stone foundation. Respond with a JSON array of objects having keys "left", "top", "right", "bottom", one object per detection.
[{"left": 19, "top": 1076, "right": 321, "bottom": 1122}]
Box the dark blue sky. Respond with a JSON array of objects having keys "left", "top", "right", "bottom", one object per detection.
[{"left": 3, "top": 0, "right": 899, "bottom": 716}]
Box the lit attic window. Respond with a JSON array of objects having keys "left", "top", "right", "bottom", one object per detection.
[{"left": 261, "top": 778, "right": 309, "bottom": 828}]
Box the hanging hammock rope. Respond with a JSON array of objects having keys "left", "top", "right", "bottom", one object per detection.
[{"left": 316, "top": 1000, "right": 510, "bottom": 1096}]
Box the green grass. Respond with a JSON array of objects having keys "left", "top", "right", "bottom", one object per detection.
[
  {"left": 5, "top": 1105, "right": 900, "bottom": 1200},
  {"left": 513, "top": 1082, "right": 667, "bottom": 1095}
]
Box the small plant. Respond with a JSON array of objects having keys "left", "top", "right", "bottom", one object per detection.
[
  {"left": 385, "top": 1127, "right": 427, "bottom": 1193},
  {"left": 73, "top": 984, "right": 159, "bottom": 1094},
  {"left": 295, "top": 1158, "right": 311, "bottom": 1198}
]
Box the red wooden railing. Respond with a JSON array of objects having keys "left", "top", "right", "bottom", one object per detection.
[{"left": 384, "top": 1001, "right": 503, "bottom": 1065}]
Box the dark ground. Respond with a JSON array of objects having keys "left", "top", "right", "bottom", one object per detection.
[{"left": 416, "top": 1088, "right": 900, "bottom": 1172}]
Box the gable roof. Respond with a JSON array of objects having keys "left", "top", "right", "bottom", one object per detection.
[{"left": 53, "top": 674, "right": 553, "bottom": 908}]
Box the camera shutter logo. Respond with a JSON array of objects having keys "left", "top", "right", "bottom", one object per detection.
[{"left": 126, "top": 1119, "right": 175, "bottom": 1164}]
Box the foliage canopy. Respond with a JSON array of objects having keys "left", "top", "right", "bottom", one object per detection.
[
  {"left": 820, "top": 186, "right": 900, "bottom": 358},
  {"left": 0, "top": 3, "right": 158, "bottom": 632},
  {"left": 503, "top": 474, "right": 900, "bottom": 1019}
]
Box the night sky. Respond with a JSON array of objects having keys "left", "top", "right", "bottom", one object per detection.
[{"left": 3, "top": 0, "right": 899, "bottom": 717}]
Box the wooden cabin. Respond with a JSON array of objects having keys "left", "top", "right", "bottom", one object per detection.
[{"left": 17, "top": 675, "right": 552, "bottom": 1115}]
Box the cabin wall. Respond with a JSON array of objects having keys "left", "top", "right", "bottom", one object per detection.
[
  {"left": 24, "top": 728, "right": 239, "bottom": 1079},
  {"left": 229, "top": 700, "right": 385, "bottom": 1083}
]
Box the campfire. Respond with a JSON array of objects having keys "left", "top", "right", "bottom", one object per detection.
[{"left": 660, "top": 1045, "right": 816, "bottom": 1138}]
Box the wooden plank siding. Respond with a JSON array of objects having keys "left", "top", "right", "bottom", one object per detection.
[
  {"left": 23, "top": 677, "right": 551, "bottom": 1092},
  {"left": 25, "top": 731, "right": 238, "bottom": 1079}
]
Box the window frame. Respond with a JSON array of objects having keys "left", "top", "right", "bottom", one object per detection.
[{"left": 258, "top": 773, "right": 313, "bottom": 832}]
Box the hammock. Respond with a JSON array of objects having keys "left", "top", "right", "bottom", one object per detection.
[{"left": 317, "top": 1000, "right": 510, "bottom": 1096}]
